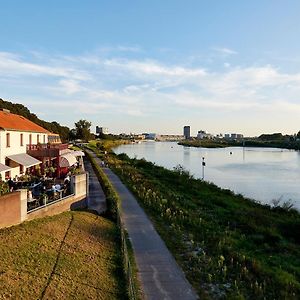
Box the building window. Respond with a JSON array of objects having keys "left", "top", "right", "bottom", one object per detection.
[
  {"left": 6, "top": 133, "right": 10, "bottom": 147},
  {"left": 20, "top": 165, "right": 24, "bottom": 174},
  {"left": 43, "top": 135, "right": 46, "bottom": 143},
  {"left": 20, "top": 133, "right": 23, "bottom": 146},
  {"left": 37, "top": 134, "right": 40, "bottom": 144},
  {"left": 29, "top": 134, "right": 32, "bottom": 145},
  {"left": 5, "top": 171, "right": 10, "bottom": 180},
  {"left": 5, "top": 158, "right": 10, "bottom": 167}
]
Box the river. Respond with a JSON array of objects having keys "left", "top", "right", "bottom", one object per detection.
[{"left": 114, "top": 141, "right": 300, "bottom": 210}]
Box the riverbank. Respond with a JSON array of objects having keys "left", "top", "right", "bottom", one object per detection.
[
  {"left": 95, "top": 142, "right": 300, "bottom": 299},
  {"left": 179, "top": 139, "right": 300, "bottom": 150},
  {"left": 178, "top": 140, "right": 229, "bottom": 148}
]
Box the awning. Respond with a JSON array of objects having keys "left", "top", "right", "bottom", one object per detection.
[
  {"left": 72, "top": 150, "right": 85, "bottom": 157},
  {"left": 7, "top": 153, "right": 41, "bottom": 168},
  {"left": 0, "top": 163, "right": 12, "bottom": 173},
  {"left": 59, "top": 153, "right": 77, "bottom": 168},
  {"left": 60, "top": 149, "right": 85, "bottom": 157}
]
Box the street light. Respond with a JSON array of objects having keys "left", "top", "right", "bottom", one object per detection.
[{"left": 202, "top": 157, "right": 206, "bottom": 180}]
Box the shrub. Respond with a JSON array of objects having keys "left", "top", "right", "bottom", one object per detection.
[{"left": 0, "top": 176, "right": 9, "bottom": 196}]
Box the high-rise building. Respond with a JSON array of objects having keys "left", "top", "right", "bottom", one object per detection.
[
  {"left": 183, "top": 126, "right": 191, "bottom": 139},
  {"left": 96, "top": 126, "right": 109, "bottom": 135}
]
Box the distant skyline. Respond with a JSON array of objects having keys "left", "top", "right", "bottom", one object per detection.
[{"left": 1, "top": 1, "right": 300, "bottom": 136}]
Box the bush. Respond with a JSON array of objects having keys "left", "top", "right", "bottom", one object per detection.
[{"left": 0, "top": 177, "right": 9, "bottom": 196}]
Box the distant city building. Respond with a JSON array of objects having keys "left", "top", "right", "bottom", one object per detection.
[
  {"left": 183, "top": 126, "right": 191, "bottom": 139},
  {"left": 156, "top": 135, "right": 184, "bottom": 141},
  {"left": 143, "top": 133, "right": 157, "bottom": 140},
  {"left": 197, "top": 130, "right": 213, "bottom": 139},
  {"left": 224, "top": 133, "right": 243, "bottom": 140},
  {"left": 96, "top": 126, "right": 109, "bottom": 135}
]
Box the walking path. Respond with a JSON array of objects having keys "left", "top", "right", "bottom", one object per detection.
[
  {"left": 83, "top": 156, "right": 107, "bottom": 214},
  {"left": 87, "top": 150, "right": 198, "bottom": 300}
]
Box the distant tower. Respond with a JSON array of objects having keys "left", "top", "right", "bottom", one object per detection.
[
  {"left": 183, "top": 126, "right": 191, "bottom": 139},
  {"left": 96, "top": 126, "right": 109, "bottom": 135}
]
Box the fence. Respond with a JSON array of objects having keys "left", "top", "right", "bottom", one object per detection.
[{"left": 27, "top": 181, "right": 75, "bottom": 213}]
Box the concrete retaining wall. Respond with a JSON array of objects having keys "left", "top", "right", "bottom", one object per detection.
[{"left": 0, "top": 173, "right": 88, "bottom": 228}]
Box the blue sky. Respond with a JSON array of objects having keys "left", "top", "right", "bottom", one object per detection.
[{"left": 1, "top": 1, "right": 300, "bottom": 136}]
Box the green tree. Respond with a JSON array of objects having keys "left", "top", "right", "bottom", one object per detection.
[
  {"left": 74, "top": 119, "right": 92, "bottom": 142},
  {"left": 0, "top": 98, "right": 70, "bottom": 142}
]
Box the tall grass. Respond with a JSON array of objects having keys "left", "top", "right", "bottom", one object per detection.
[{"left": 105, "top": 152, "right": 300, "bottom": 299}]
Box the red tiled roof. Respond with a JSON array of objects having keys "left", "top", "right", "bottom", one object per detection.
[{"left": 0, "top": 110, "right": 49, "bottom": 133}]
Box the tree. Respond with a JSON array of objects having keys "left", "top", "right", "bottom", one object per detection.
[
  {"left": 69, "top": 129, "right": 77, "bottom": 141},
  {"left": 74, "top": 119, "right": 92, "bottom": 142},
  {"left": 0, "top": 98, "right": 71, "bottom": 142}
]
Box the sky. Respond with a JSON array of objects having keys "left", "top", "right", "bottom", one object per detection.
[{"left": 1, "top": 1, "right": 300, "bottom": 136}]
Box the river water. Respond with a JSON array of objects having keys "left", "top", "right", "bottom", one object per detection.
[{"left": 114, "top": 141, "right": 300, "bottom": 210}]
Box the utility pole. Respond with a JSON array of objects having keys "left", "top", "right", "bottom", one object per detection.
[{"left": 202, "top": 157, "right": 206, "bottom": 180}]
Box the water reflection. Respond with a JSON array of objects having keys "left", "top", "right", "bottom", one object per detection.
[
  {"left": 114, "top": 142, "right": 300, "bottom": 209},
  {"left": 183, "top": 147, "right": 190, "bottom": 166}
]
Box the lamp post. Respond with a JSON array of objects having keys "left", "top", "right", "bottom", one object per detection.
[{"left": 202, "top": 157, "right": 206, "bottom": 180}]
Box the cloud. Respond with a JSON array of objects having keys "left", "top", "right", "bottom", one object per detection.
[
  {"left": 2, "top": 49, "right": 300, "bottom": 134},
  {"left": 58, "top": 79, "right": 83, "bottom": 95},
  {"left": 0, "top": 52, "right": 90, "bottom": 80},
  {"left": 116, "top": 45, "right": 142, "bottom": 52},
  {"left": 103, "top": 58, "right": 206, "bottom": 77},
  {"left": 213, "top": 47, "right": 238, "bottom": 55}
]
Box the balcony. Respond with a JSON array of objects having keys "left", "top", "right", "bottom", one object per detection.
[{"left": 26, "top": 143, "right": 69, "bottom": 158}]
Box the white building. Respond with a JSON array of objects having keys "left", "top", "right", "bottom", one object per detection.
[
  {"left": 0, "top": 109, "right": 49, "bottom": 180},
  {"left": 197, "top": 130, "right": 213, "bottom": 139},
  {"left": 224, "top": 133, "right": 244, "bottom": 140}
]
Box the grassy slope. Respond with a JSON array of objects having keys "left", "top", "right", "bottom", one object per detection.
[
  {"left": 0, "top": 211, "right": 126, "bottom": 300},
  {"left": 106, "top": 153, "right": 300, "bottom": 299}
]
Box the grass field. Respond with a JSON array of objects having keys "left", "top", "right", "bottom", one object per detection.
[{"left": 0, "top": 211, "right": 126, "bottom": 300}]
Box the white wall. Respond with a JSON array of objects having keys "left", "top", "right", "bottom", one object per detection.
[{"left": 0, "top": 130, "right": 48, "bottom": 179}]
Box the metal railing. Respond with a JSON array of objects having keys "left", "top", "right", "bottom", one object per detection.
[
  {"left": 26, "top": 181, "right": 75, "bottom": 213},
  {"left": 26, "top": 143, "right": 69, "bottom": 151}
]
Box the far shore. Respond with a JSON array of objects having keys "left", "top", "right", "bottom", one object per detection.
[{"left": 178, "top": 139, "right": 300, "bottom": 150}]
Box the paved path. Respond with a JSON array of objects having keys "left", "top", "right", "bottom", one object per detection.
[
  {"left": 86, "top": 150, "right": 198, "bottom": 300},
  {"left": 83, "top": 156, "right": 107, "bottom": 214}
]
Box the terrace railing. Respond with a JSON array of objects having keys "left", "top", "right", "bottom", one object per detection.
[
  {"left": 26, "top": 143, "right": 69, "bottom": 157},
  {"left": 26, "top": 181, "right": 75, "bottom": 213}
]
